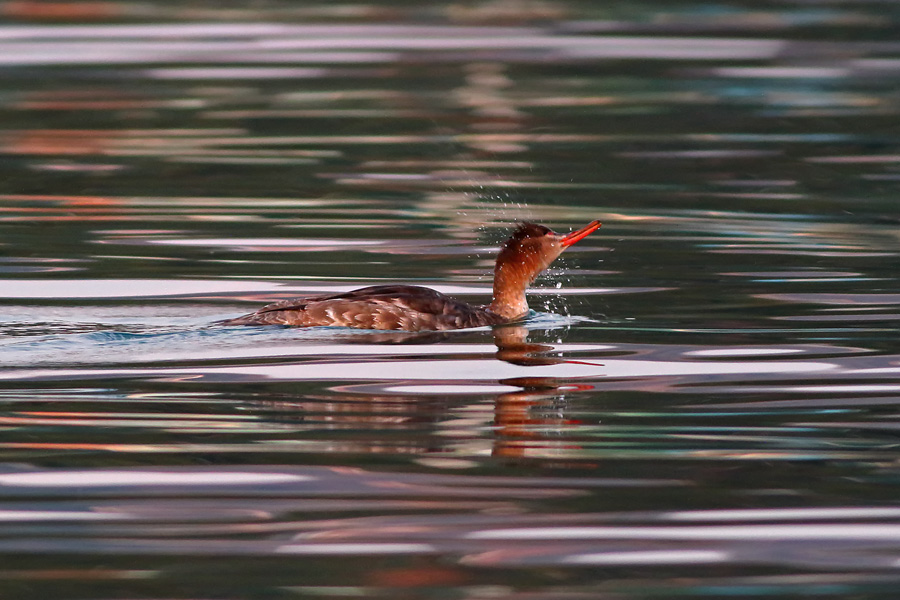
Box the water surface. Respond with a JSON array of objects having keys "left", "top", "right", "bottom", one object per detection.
[{"left": 1, "top": 2, "right": 900, "bottom": 598}]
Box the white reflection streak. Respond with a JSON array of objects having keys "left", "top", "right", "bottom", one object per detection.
[
  {"left": 0, "top": 470, "right": 309, "bottom": 487},
  {"left": 0, "top": 24, "right": 785, "bottom": 66},
  {"left": 771, "top": 384, "right": 900, "bottom": 393},
  {"left": 469, "top": 524, "right": 900, "bottom": 541},
  {"left": 0, "top": 24, "right": 543, "bottom": 39},
  {"left": 150, "top": 67, "right": 328, "bottom": 80},
  {"left": 686, "top": 348, "right": 803, "bottom": 357},
  {"left": 666, "top": 508, "right": 900, "bottom": 521},
  {"left": 564, "top": 550, "right": 729, "bottom": 565},
  {"left": 0, "top": 358, "right": 837, "bottom": 383},
  {"left": 191, "top": 358, "right": 835, "bottom": 381},
  {"left": 0, "top": 510, "right": 134, "bottom": 522},
  {"left": 148, "top": 238, "right": 385, "bottom": 247},
  {"left": 275, "top": 543, "right": 434, "bottom": 555},
  {"left": 0, "top": 278, "right": 622, "bottom": 299},
  {"left": 714, "top": 67, "right": 850, "bottom": 78},
  {"left": 0, "top": 341, "right": 614, "bottom": 368},
  {"left": 0, "top": 278, "right": 284, "bottom": 299}
]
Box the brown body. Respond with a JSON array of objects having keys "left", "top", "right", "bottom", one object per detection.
[{"left": 221, "top": 221, "right": 601, "bottom": 332}]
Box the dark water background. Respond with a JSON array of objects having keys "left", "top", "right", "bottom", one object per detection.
[{"left": 1, "top": 1, "right": 900, "bottom": 598}]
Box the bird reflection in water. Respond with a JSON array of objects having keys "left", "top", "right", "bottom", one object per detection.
[
  {"left": 492, "top": 324, "right": 599, "bottom": 459},
  {"left": 250, "top": 324, "right": 599, "bottom": 460}
]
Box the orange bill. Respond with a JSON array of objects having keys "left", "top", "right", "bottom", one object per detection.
[{"left": 560, "top": 220, "right": 602, "bottom": 247}]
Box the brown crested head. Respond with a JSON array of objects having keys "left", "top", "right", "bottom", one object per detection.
[
  {"left": 510, "top": 221, "right": 555, "bottom": 239},
  {"left": 490, "top": 220, "right": 601, "bottom": 319},
  {"left": 496, "top": 222, "right": 561, "bottom": 278},
  {"left": 496, "top": 220, "right": 602, "bottom": 276}
]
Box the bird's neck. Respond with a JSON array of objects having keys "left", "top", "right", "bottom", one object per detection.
[{"left": 488, "top": 261, "right": 532, "bottom": 320}]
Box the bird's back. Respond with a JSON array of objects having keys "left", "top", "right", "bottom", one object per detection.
[{"left": 221, "top": 285, "right": 506, "bottom": 331}]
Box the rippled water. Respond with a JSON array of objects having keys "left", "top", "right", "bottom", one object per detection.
[{"left": 1, "top": 2, "right": 900, "bottom": 598}]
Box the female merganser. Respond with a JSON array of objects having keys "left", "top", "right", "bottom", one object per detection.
[{"left": 222, "top": 220, "right": 601, "bottom": 331}]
